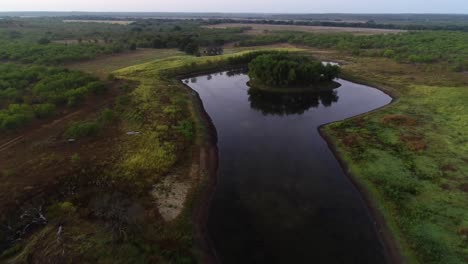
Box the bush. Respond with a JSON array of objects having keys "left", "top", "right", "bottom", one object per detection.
[
  {"left": 0, "top": 104, "right": 34, "bottom": 130},
  {"left": 99, "top": 108, "right": 115, "bottom": 124},
  {"left": 177, "top": 120, "right": 195, "bottom": 141},
  {"left": 33, "top": 103, "right": 56, "bottom": 118},
  {"left": 66, "top": 121, "right": 100, "bottom": 138},
  {"left": 116, "top": 95, "right": 131, "bottom": 110},
  {"left": 86, "top": 81, "right": 107, "bottom": 94}
]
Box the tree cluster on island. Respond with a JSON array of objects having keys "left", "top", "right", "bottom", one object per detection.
[{"left": 248, "top": 53, "right": 340, "bottom": 88}]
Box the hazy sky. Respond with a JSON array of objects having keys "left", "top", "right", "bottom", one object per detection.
[{"left": 1, "top": 0, "right": 467, "bottom": 13}]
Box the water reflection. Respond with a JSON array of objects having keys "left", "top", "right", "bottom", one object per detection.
[
  {"left": 248, "top": 88, "right": 340, "bottom": 116},
  {"left": 226, "top": 68, "right": 249, "bottom": 77},
  {"left": 185, "top": 71, "right": 393, "bottom": 264}
]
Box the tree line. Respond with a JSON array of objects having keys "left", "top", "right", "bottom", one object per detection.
[
  {"left": 238, "top": 31, "right": 468, "bottom": 71},
  {"left": 206, "top": 18, "right": 468, "bottom": 32}
]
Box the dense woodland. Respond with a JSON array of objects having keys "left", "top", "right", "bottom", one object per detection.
[
  {"left": 239, "top": 31, "right": 468, "bottom": 70},
  {"left": 0, "top": 64, "right": 105, "bottom": 131}
]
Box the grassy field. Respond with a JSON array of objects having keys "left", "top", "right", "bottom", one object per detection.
[
  {"left": 205, "top": 23, "right": 405, "bottom": 35},
  {"left": 314, "top": 54, "right": 468, "bottom": 263},
  {"left": 66, "top": 48, "right": 184, "bottom": 78}
]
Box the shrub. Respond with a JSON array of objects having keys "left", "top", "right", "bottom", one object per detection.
[
  {"left": 107, "top": 73, "right": 116, "bottom": 81},
  {"left": 116, "top": 95, "right": 131, "bottom": 109},
  {"left": 86, "top": 81, "right": 107, "bottom": 94},
  {"left": 99, "top": 108, "right": 115, "bottom": 124},
  {"left": 0, "top": 104, "right": 34, "bottom": 130},
  {"left": 66, "top": 121, "right": 100, "bottom": 138},
  {"left": 33, "top": 103, "right": 56, "bottom": 118},
  {"left": 177, "top": 120, "right": 195, "bottom": 141}
]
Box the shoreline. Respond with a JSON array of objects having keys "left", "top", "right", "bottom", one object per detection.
[
  {"left": 318, "top": 127, "right": 404, "bottom": 264},
  {"left": 182, "top": 80, "right": 220, "bottom": 263},
  {"left": 317, "top": 78, "right": 406, "bottom": 263}
]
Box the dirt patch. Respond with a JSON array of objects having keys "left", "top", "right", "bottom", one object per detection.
[
  {"left": 152, "top": 161, "right": 199, "bottom": 222},
  {"left": 342, "top": 135, "right": 361, "bottom": 147},
  {"left": 440, "top": 183, "right": 452, "bottom": 190},
  {"left": 459, "top": 227, "right": 468, "bottom": 236},
  {"left": 459, "top": 183, "right": 468, "bottom": 193},
  {"left": 205, "top": 23, "right": 405, "bottom": 36},
  {"left": 400, "top": 135, "right": 427, "bottom": 151},
  {"left": 441, "top": 164, "right": 458, "bottom": 172},
  {"left": 152, "top": 176, "right": 191, "bottom": 222},
  {"left": 381, "top": 114, "right": 417, "bottom": 126}
]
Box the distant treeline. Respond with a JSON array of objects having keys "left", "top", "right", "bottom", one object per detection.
[
  {"left": 207, "top": 19, "right": 468, "bottom": 32},
  {"left": 236, "top": 31, "right": 468, "bottom": 71},
  {"left": 0, "top": 18, "right": 249, "bottom": 63}
]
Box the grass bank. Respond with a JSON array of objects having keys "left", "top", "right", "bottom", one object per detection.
[{"left": 321, "top": 56, "right": 468, "bottom": 263}]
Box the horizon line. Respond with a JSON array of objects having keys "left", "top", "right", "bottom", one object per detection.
[{"left": 1, "top": 11, "right": 468, "bottom": 15}]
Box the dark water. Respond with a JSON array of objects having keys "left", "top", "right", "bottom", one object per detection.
[{"left": 185, "top": 71, "right": 392, "bottom": 264}]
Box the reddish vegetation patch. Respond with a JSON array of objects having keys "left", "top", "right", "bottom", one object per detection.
[
  {"left": 440, "top": 183, "right": 451, "bottom": 190},
  {"left": 353, "top": 118, "right": 366, "bottom": 128},
  {"left": 441, "top": 164, "right": 458, "bottom": 172},
  {"left": 342, "top": 134, "right": 361, "bottom": 147},
  {"left": 460, "top": 183, "right": 468, "bottom": 193},
  {"left": 400, "top": 135, "right": 427, "bottom": 151},
  {"left": 459, "top": 227, "right": 468, "bottom": 236},
  {"left": 381, "top": 114, "right": 417, "bottom": 126},
  {"left": 159, "top": 95, "right": 171, "bottom": 104}
]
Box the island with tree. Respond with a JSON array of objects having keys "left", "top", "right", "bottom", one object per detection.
[{"left": 248, "top": 53, "right": 340, "bottom": 91}]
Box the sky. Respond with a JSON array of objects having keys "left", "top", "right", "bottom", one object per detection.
[{"left": 1, "top": 0, "right": 468, "bottom": 14}]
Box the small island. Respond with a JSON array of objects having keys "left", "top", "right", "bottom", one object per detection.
[{"left": 248, "top": 53, "right": 340, "bottom": 91}]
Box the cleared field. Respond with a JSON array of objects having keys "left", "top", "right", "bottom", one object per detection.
[
  {"left": 63, "top": 19, "right": 134, "bottom": 25},
  {"left": 205, "top": 23, "right": 405, "bottom": 35},
  {"left": 66, "top": 48, "right": 183, "bottom": 78}
]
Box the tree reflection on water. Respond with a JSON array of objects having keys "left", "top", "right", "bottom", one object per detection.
[{"left": 248, "top": 88, "right": 340, "bottom": 116}]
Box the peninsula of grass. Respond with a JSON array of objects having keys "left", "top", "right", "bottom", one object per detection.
[{"left": 247, "top": 53, "right": 340, "bottom": 91}]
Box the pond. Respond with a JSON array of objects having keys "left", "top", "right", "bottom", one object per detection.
[{"left": 184, "top": 69, "right": 392, "bottom": 264}]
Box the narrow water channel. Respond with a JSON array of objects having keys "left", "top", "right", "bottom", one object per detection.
[{"left": 185, "top": 70, "right": 392, "bottom": 264}]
